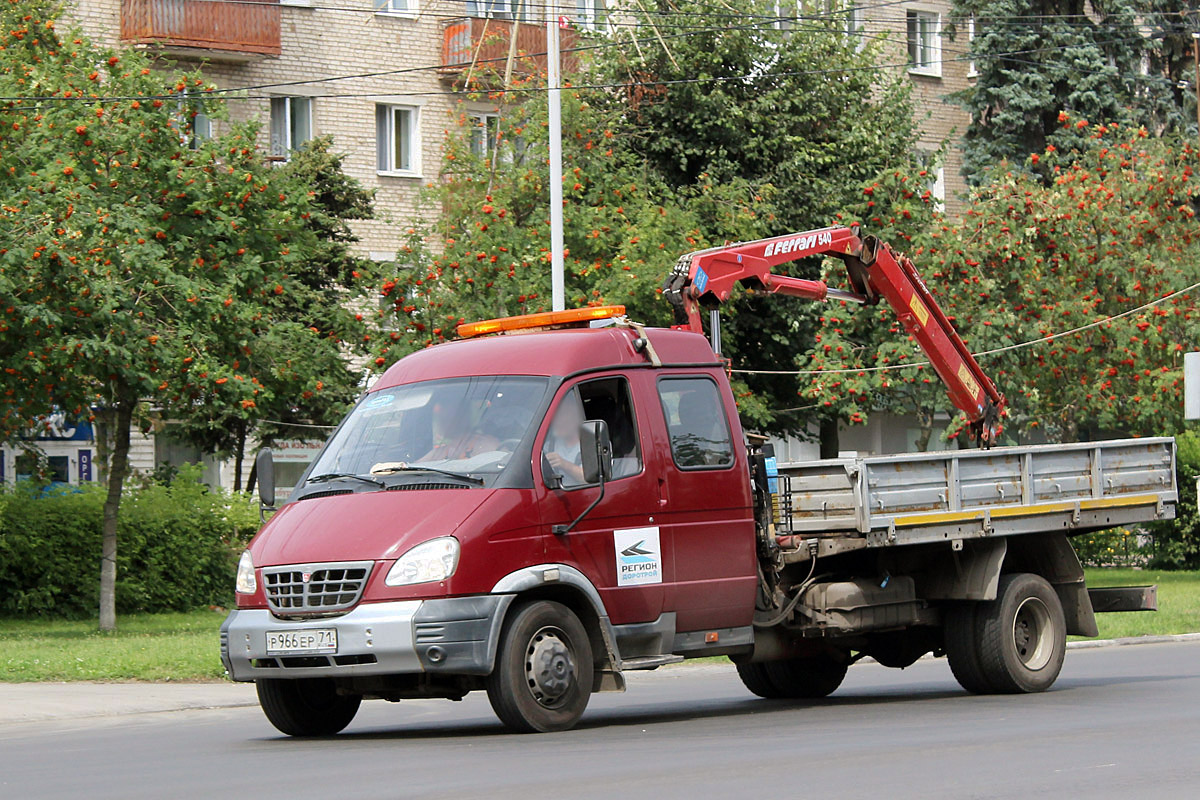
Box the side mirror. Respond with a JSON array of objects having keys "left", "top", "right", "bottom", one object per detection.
[
  {"left": 579, "top": 419, "right": 613, "bottom": 485},
  {"left": 256, "top": 448, "right": 276, "bottom": 510}
]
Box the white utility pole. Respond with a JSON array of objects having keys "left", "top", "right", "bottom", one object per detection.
[
  {"left": 547, "top": 11, "right": 565, "bottom": 311},
  {"left": 1185, "top": 351, "right": 1200, "bottom": 420}
]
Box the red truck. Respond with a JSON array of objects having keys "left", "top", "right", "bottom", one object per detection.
[{"left": 222, "top": 227, "right": 1175, "bottom": 735}]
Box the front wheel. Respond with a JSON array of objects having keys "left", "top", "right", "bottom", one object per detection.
[
  {"left": 487, "top": 600, "right": 594, "bottom": 733},
  {"left": 975, "top": 573, "right": 1067, "bottom": 693},
  {"left": 256, "top": 678, "right": 361, "bottom": 737}
]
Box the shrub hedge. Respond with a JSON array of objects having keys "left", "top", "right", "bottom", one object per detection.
[{"left": 0, "top": 467, "right": 259, "bottom": 617}]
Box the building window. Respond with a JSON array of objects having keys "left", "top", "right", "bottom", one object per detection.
[
  {"left": 376, "top": 104, "right": 420, "bottom": 175},
  {"left": 270, "top": 97, "right": 312, "bottom": 161},
  {"left": 966, "top": 17, "right": 978, "bottom": 77},
  {"left": 574, "top": 0, "right": 606, "bottom": 29},
  {"left": 929, "top": 166, "right": 945, "bottom": 211},
  {"left": 469, "top": 112, "right": 500, "bottom": 158},
  {"left": 466, "top": 0, "right": 533, "bottom": 21},
  {"left": 375, "top": 0, "right": 412, "bottom": 16},
  {"left": 906, "top": 9, "right": 940, "bottom": 77},
  {"left": 188, "top": 110, "right": 212, "bottom": 150},
  {"left": 846, "top": 4, "right": 865, "bottom": 50},
  {"left": 916, "top": 151, "right": 945, "bottom": 212}
]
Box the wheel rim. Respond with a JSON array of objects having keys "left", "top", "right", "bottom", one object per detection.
[
  {"left": 1011, "top": 596, "right": 1053, "bottom": 670},
  {"left": 524, "top": 626, "right": 576, "bottom": 708}
]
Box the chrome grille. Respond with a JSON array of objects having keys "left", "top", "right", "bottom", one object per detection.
[{"left": 262, "top": 561, "right": 373, "bottom": 616}]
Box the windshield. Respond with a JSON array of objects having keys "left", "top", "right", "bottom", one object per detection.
[{"left": 305, "top": 376, "right": 548, "bottom": 488}]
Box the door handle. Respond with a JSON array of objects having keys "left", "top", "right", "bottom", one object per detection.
[{"left": 657, "top": 477, "right": 668, "bottom": 507}]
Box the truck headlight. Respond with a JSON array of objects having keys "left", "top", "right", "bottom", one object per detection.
[
  {"left": 385, "top": 537, "right": 460, "bottom": 586},
  {"left": 235, "top": 550, "right": 257, "bottom": 595}
]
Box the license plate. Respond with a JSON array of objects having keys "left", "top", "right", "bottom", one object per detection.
[{"left": 265, "top": 628, "right": 338, "bottom": 655}]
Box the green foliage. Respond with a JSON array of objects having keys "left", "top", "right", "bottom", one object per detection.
[
  {"left": 1073, "top": 526, "right": 1152, "bottom": 567},
  {"left": 0, "top": 468, "right": 258, "bottom": 617},
  {"left": 1148, "top": 430, "right": 1200, "bottom": 568},
  {"left": 952, "top": 0, "right": 1188, "bottom": 182}
]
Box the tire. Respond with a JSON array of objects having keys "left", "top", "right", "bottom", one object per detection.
[
  {"left": 944, "top": 602, "right": 995, "bottom": 694},
  {"left": 256, "top": 678, "right": 361, "bottom": 737},
  {"left": 736, "top": 655, "right": 848, "bottom": 699},
  {"left": 975, "top": 573, "right": 1067, "bottom": 694},
  {"left": 736, "top": 662, "right": 782, "bottom": 699},
  {"left": 764, "top": 655, "right": 848, "bottom": 698},
  {"left": 486, "top": 600, "right": 594, "bottom": 733}
]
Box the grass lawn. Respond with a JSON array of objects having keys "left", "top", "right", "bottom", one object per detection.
[
  {"left": 0, "top": 609, "right": 228, "bottom": 683},
  {"left": 0, "top": 569, "right": 1197, "bottom": 683}
]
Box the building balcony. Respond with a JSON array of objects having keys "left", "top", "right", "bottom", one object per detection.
[
  {"left": 120, "top": 0, "right": 282, "bottom": 62},
  {"left": 440, "top": 17, "right": 577, "bottom": 84}
]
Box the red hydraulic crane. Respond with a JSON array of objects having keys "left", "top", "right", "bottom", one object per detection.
[{"left": 662, "top": 226, "right": 1005, "bottom": 443}]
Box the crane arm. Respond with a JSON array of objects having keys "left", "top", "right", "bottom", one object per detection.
[{"left": 662, "top": 226, "right": 1005, "bottom": 443}]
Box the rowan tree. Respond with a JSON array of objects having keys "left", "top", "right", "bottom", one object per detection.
[
  {"left": 799, "top": 119, "right": 1200, "bottom": 445},
  {"left": 169, "top": 137, "right": 376, "bottom": 490},
  {"left": 0, "top": 1, "right": 367, "bottom": 628}
]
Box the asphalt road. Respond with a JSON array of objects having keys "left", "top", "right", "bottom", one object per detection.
[{"left": 2, "top": 642, "right": 1197, "bottom": 800}]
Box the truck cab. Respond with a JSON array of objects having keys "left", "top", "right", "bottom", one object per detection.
[{"left": 223, "top": 313, "right": 762, "bottom": 733}]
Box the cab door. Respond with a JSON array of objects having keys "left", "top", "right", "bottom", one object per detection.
[
  {"left": 537, "top": 374, "right": 665, "bottom": 625},
  {"left": 653, "top": 374, "right": 757, "bottom": 633}
]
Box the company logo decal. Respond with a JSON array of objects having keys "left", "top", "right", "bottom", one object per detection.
[
  {"left": 614, "top": 526, "right": 662, "bottom": 587},
  {"left": 763, "top": 230, "right": 833, "bottom": 258},
  {"left": 693, "top": 267, "right": 710, "bottom": 295}
]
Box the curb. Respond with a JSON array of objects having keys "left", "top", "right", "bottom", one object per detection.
[{"left": 1066, "top": 632, "right": 1200, "bottom": 650}]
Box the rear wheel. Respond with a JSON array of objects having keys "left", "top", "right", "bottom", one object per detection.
[
  {"left": 944, "top": 602, "right": 994, "bottom": 694},
  {"left": 765, "top": 655, "right": 848, "bottom": 698},
  {"left": 735, "top": 662, "right": 782, "bottom": 699},
  {"left": 256, "top": 678, "right": 361, "bottom": 737},
  {"left": 736, "top": 655, "right": 848, "bottom": 699},
  {"left": 486, "top": 600, "right": 594, "bottom": 733},
  {"left": 976, "top": 573, "right": 1067, "bottom": 693}
]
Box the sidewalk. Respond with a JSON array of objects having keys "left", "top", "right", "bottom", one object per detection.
[{"left": 0, "top": 681, "right": 257, "bottom": 726}]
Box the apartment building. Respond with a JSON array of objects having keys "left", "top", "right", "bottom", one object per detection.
[{"left": 68, "top": 0, "right": 590, "bottom": 263}]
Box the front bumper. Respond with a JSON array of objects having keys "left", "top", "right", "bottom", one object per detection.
[{"left": 221, "top": 595, "right": 513, "bottom": 682}]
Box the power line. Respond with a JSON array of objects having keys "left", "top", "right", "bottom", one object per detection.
[
  {"left": 1, "top": 29, "right": 1172, "bottom": 106},
  {"left": 731, "top": 279, "right": 1200, "bottom": 377}
]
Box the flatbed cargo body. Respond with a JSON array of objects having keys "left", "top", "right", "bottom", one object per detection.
[{"left": 776, "top": 438, "right": 1176, "bottom": 557}]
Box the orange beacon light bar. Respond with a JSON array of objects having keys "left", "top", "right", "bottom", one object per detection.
[{"left": 456, "top": 305, "right": 626, "bottom": 339}]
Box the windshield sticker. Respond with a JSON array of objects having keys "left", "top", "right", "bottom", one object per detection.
[
  {"left": 363, "top": 393, "right": 395, "bottom": 410},
  {"left": 614, "top": 527, "right": 662, "bottom": 587}
]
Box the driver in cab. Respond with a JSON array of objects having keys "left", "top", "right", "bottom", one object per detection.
[{"left": 544, "top": 397, "right": 585, "bottom": 487}]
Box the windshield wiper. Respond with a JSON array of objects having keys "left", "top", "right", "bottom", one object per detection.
[
  {"left": 306, "top": 472, "right": 386, "bottom": 488},
  {"left": 371, "top": 465, "right": 485, "bottom": 486}
]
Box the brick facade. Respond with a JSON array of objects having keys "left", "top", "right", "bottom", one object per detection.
[
  {"left": 67, "top": 1, "right": 542, "bottom": 261},
  {"left": 858, "top": 0, "right": 972, "bottom": 215}
]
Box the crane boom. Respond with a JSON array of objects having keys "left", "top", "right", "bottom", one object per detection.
[{"left": 662, "top": 226, "right": 1005, "bottom": 443}]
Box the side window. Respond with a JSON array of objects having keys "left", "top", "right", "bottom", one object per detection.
[
  {"left": 542, "top": 377, "right": 643, "bottom": 489},
  {"left": 658, "top": 377, "right": 734, "bottom": 469}
]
